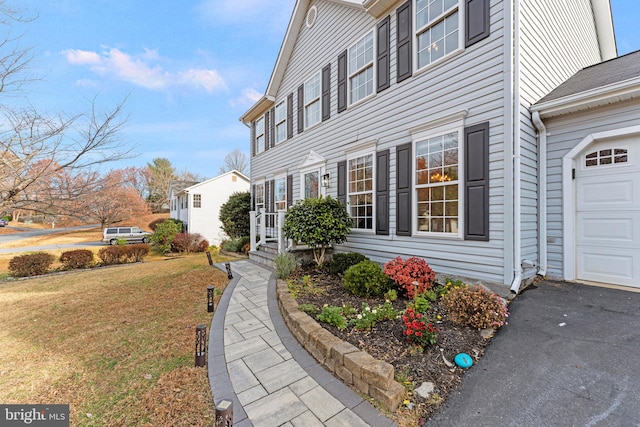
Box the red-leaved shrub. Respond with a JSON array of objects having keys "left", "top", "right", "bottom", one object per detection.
[
  {"left": 60, "top": 249, "right": 94, "bottom": 269},
  {"left": 384, "top": 256, "right": 435, "bottom": 299},
  {"left": 171, "top": 233, "right": 209, "bottom": 253},
  {"left": 9, "top": 253, "right": 55, "bottom": 277}
]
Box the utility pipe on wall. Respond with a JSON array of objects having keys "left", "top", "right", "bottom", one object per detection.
[{"left": 532, "top": 111, "right": 548, "bottom": 277}]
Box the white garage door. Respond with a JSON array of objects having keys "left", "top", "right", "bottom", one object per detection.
[{"left": 575, "top": 137, "right": 640, "bottom": 287}]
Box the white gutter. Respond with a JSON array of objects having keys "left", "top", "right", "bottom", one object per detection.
[
  {"left": 509, "top": 0, "right": 522, "bottom": 294},
  {"left": 532, "top": 111, "right": 547, "bottom": 277}
]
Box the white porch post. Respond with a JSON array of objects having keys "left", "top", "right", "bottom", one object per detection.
[
  {"left": 277, "top": 210, "right": 286, "bottom": 254},
  {"left": 259, "top": 208, "right": 266, "bottom": 246},
  {"left": 249, "top": 211, "right": 257, "bottom": 252}
]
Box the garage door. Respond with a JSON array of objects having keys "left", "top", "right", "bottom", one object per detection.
[{"left": 575, "top": 138, "right": 640, "bottom": 287}]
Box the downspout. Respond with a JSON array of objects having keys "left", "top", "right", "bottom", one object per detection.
[
  {"left": 509, "top": 0, "right": 522, "bottom": 294},
  {"left": 532, "top": 111, "right": 547, "bottom": 277}
]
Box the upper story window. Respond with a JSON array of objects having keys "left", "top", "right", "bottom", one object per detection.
[
  {"left": 255, "top": 116, "right": 265, "bottom": 154},
  {"left": 415, "top": 130, "right": 460, "bottom": 235},
  {"left": 348, "top": 153, "right": 374, "bottom": 230},
  {"left": 349, "top": 30, "right": 374, "bottom": 104},
  {"left": 275, "top": 101, "right": 287, "bottom": 144},
  {"left": 193, "top": 194, "right": 201, "bottom": 208},
  {"left": 274, "top": 176, "right": 287, "bottom": 210},
  {"left": 415, "top": 0, "right": 460, "bottom": 69},
  {"left": 304, "top": 72, "right": 321, "bottom": 128}
]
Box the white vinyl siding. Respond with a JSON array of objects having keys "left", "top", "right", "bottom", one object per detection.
[
  {"left": 415, "top": 0, "right": 460, "bottom": 69},
  {"left": 304, "top": 72, "right": 321, "bottom": 128},
  {"left": 275, "top": 101, "right": 287, "bottom": 143},
  {"left": 348, "top": 30, "right": 374, "bottom": 104}
]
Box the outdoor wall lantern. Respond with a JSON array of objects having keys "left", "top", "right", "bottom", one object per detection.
[
  {"left": 195, "top": 324, "right": 207, "bottom": 367},
  {"left": 225, "top": 262, "right": 233, "bottom": 279},
  {"left": 207, "top": 286, "right": 215, "bottom": 313},
  {"left": 322, "top": 173, "right": 330, "bottom": 188}
]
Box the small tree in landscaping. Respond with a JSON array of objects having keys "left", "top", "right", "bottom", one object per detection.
[
  {"left": 150, "top": 220, "right": 181, "bottom": 253},
  {"left": 282, "top": 196, "right": 351, "bottom": 266},
  {"left": 219, "top": 191, "right": 250, "bottom": 239}
]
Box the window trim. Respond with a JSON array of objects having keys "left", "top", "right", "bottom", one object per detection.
[
  {"left": 304, "top": 71, "right": 322, "bottom": 129},
  {"left": 413, "top": 0, "right": 464, "bottom": 74},
  {"left": 348, "top": 29, "right": 376, "bottom": 107},
  {"left": 299, "top": 150, "right": 327, "bottom": 199},
  {"left": 255, "top": 116, "right": 265, "bottom": 155},
  {"left": 274, "top": 100, "right": 287, "bottom": 144},
  {"left": 411, "top": 115, "right": 466, "bottom": 239},
  {"left": 346, "top": 148, "right": 376, "bottom": 233}
]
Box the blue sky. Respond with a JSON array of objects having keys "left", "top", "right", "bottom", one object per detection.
[{"left": 4, "top": 0, "right": 639, "bottom": 179}]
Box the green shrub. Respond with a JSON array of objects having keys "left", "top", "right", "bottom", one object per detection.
[
  {"left": 274, "top": 253, "right": 299, "bottom": 279},
  {"left": 343, "top": 260, "right": 392, "bottom": 297},
  {"left": 150, "top": 220, "right": 181, "bottom": 253},
  {"left": 298, "top": 303, "right": 319, "bottom": 315},
  {"left": 222, "top": 236, "right": 250, "bottom": 253},
  {"left": 59, "top": 249, "right": 94, "bottom": 269},
  {"left": 317, "top": 305, "right": 348, "bottom": 331},
  {"left": 282, "top": 196, "right": 351, "bottom": 265},
  {"left": 441, "top": 285, "right": 509, "bottom": 330},
  {"left": 8, "top": 253, "right": 55, "bottom": 277},
  {"left": 384, "top": 289, "right": 398, "bottom": 302},
  {"left": 409, "top": 294, "right": 431, "bottom": 313},
  {"left": 149, "top": 217, "right": 183, "bottom": 231},
  {"left": 219, "top": 191, "right": 250, "bottom": 239},
  {"left": 328, "top": 252, "right": 369, "bottom": 275}
]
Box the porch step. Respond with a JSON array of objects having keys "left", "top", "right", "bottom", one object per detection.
[
  {"left": 249, "top": 250, "right": 276, "bottom": 269},
  {"left": 259, "top": 242, "right": 280, "bottom": 255}
]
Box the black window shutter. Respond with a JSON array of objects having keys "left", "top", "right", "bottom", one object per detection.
[
  {"left": 396, "top": 1, "right": 412, "bottom": 83},
  {"left": 250, "top": 121, "right": 256, "bottom": 157},
  {"left": 322, "top": 63, "right": 331, "bottom": 121},
  {"left": 465, "top": 0, "right": 490, "bottom": 47},
  {"left": 376, "top": 149, "right": 390, "bottom": 235},
  {"left": 337, "top": 160, "right": 347, "bottom": 205},
  {"left": 396, "top": 143, "right": 412, "bottom": 236},
  {"left": 264, "top": 110, "right": 271, "bottom": 151},
  {"left": 376, "top": 15, "right": 391, "bottom": 93},
  {"left": 337, "top": 50, "right": 347, "bottom": 113},
  {"left": 287, "top": 174, "right": 293, "bottom": 208},
  {"left": 464, "top": 122, "right": 490, "bottom": 241},
  {"left": 251, "top": 184, "right": 256, "bottom": 210},
  {"left": 297, "top": 84, "right": 304, "bottom": 133},
  {"left": 287, "top": 93, "right": 293, "bottom": 139},
  {"left": 270, "top": 107, "right": 276, "bottom": 148}
]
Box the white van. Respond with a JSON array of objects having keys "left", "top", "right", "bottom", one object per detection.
[{"left": 102, "top": 226, "right": 151, "bottom": 245}]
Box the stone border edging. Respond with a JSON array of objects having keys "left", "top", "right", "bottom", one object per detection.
[{"left": 275, "top": 279, "right": 405, "bottom": 412}]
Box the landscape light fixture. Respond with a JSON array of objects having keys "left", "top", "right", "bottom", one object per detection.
[
  {"left": 195, "top": 324, "right": 207, "bottom": 367},
  {"left": 225, "top": 262, "right": 233, "bottom": 279},
  {"left": 207, "top": 286, "right": 215, "bottom": 313}
]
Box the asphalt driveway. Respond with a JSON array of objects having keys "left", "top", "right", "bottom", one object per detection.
[{"left": 428, "top": 280, "right": 640, "bottom": 426}]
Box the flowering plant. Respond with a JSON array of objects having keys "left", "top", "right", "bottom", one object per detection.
[
  {"left": 401, "top": 307, "right": 438, "bottom": 347},
  {"left": 352, "top": 302, "right": 399, "bottom": 330},
  {"left": 384, "top": 256, "right": 435, "bottom": 299}
]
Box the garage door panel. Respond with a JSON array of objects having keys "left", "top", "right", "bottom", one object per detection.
[
  {"left": 576, "top": 249, "right": 638, "bottom": 286},
  {"left": 577, "top": 213, "right": 640, "bottom": 247},
  {"left": 576, "top": 175, "right": 638, "bottom": 211}
]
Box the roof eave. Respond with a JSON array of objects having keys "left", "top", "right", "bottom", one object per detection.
[
  {"left": 531, "top": 77, "right": 640, "bottom": 118},
  {"left": 239, "top": 95, "right": 276, "bottom": 124},
  {"left": 363, "top": 0, "right": 396, "bottom": 18}
]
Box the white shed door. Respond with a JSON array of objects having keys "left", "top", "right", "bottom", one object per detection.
[{"left": 575, "top": 138, "right": 640, "bottom": 287}]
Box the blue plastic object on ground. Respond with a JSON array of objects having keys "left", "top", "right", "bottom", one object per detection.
[{"left": 454, "top": 352, "right": 473, "bottom": 368}]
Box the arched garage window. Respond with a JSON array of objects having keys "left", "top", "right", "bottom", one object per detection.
[{"left": 585, "top": 148, "right": 628, "bottom": 167}]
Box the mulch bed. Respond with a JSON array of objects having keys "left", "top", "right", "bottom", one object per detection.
[{"left": 291, "top": 264, "right": 491, "bottom": 425}]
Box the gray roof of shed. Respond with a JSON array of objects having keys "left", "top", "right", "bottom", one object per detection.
[{"left": 537, "top": 50, "right": 640, "bottom": 104}]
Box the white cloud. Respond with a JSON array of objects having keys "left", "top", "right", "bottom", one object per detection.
[
  {"left": 229, "top": 88, "right": 263, "bottom": 108},
  {"left": 63, "top": 47, "right": 226, "bottom": 93}
]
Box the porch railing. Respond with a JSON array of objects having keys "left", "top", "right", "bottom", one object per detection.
[{"left": 250, "top": 209, "right": 287, "bottom": 254}]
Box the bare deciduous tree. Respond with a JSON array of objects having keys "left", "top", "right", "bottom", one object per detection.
[{"left": 219, "top": 149, "right": 249, "bottom": 176}]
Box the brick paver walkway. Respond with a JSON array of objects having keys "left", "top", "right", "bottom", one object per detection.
[{"left": 208, "top": 260, "right": 396, "bottom": 427}]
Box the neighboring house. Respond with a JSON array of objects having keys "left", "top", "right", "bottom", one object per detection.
[
  {"left": 530, "top": 50, "right": 640, "bottom": 289},
  {"left": 169, "top": 171, "right": 250, "bottom": 245},
  {"left": 169, "top": 180, "right": 199, "bottom": 225},
  {"left": 240, "top": 0, "right": 618, "bottom": 292}
]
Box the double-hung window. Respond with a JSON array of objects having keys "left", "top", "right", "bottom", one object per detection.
[
  {"left": 415, "top": 0, "right": 460, "bottom": 69},
  {"left": 255, "top": 182, "right": 265, "bottom": 212},
  {"left": 347, "top": 153, "right": 374, "bottom": 230},
  {"left": 193, "top": 194, "right": 202, "bottom": 208},
  {"left": 274, "top": 177, "right": 287, "bottom": 211},
  {"left": 415, "top": 130, "right": 460, "bottom": 234},
  {"left": 304, "top": 72, "right": 321, "bottom": 128},
  {"left": 275, "top": 101, "right": 287, "bottom": 144},
  {"left": 255, "top": 116, "right": 265, "bottom": 154},
  {"left": 349, "top": 31, "right": 374, "bottom": 104}
]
